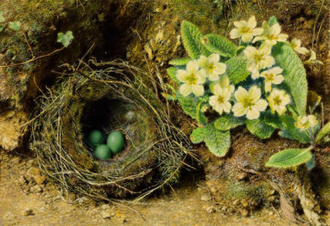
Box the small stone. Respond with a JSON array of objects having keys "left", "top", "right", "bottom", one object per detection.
[
  {"left": 101, "top": 204, "right": 110, "bottom": 210},
  {"left": 201, "top": 194, "right": 212, "bottom": 202},
  {"left": 22, "top": 208, "right": 34, "bottom": 216},
  {"left": 30, "top": 185, "right": 42, "bottom": 193},
  {"left": 3, "top": 212, "right": 15, "bottom": 220},
  {"left": 205, "top": 206, "right": 216, "bottom": 213},
  {"left": 101, "top": 210, "right": 112, "bottom": 219},
  {"left": 26, "top": 167, "right": 46, "bottom": 185},
  {"left": 236, "top": 172, "right": 248, "bottom": 181}
]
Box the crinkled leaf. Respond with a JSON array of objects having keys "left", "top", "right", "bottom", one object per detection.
[
  {"left": 202, "top": 34, "right": 237, "bottom": 58},
  {"left": 279, "top": 116, "right": 311, "bottom": 144},
  {"left": 8, "top": 21, "right": 21, "bottom": 31},
  {"left": 0, "top": 11, "right": 5, "bottom": 23},
  {"left": 190, "top": 123, "right": 231, "bottom": 157},
  {"left": 57, "top": 31, "right": 74, "bottom": 47},
  {"left": 263, "top": 111, "right": 284, "bottom": 129},
  {"left": 181, "top": 20, "right": 210, "bottom": 59},
  {"left": 246, "top": 118, "right": 275, "bottom": 139},
  {"left": 167, "top": 67, "right": 180, "bottom": 84},
  {"left": 315, "top": 122, "right": 330, "bottom": 144},
  {"left": 273, "top": 42, "right": 307, "bottom": 115},
  {"left": 265, "top": 148, "right": 313, "bottom": 168},
  {"left": 176, "top": 93, "right": 199, "bottom": 119},
  {"left": 169, "top": 58, "right": 191, "bottom": 66},
  {"left": 214, "top": 115, "right": 245, "bottom": 131},
  {"left": 268, "top": 16, "right": 278, "bottom": 26},
  {"left": 225, "top": 56, "right": 250, "bottom": 84}
]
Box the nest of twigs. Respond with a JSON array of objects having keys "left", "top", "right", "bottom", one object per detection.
[{"left": 30, "top": 59, "right": 192, "bottom": 201}]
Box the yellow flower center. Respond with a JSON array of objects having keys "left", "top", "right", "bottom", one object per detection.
[
  {"left": 273, "top": 95, "right": 282, "bottom": 106},
  {"left": 240, "top": 27, "right": 252, "bottom": 34},
  {"left": 217, "top": 95, "right": 224, "bottom": 104},
  {"left": 264, "top": 73, "right": 274, "bottom": 82},
  {"left": 187, "top": 74, "right": 197, "bottom": 85},
  {"left": 207, "top": 63, "right": 216, "bottom": 73},
  {"left": 244, "top": 98, "right": 255, "bottom": 109},
  {"left": 254, "top": 54, "right": 264, "bottom": 63},
  {"left": 267, "top": 34, "right": 278, "bottom": 40}
]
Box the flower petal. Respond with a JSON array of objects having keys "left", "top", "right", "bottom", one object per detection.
[
  {"left": 187, "top": 60, "right": 199, "bottom": 73},
  {"left": 176, "top": 70, "right": 189, "bottom": 82},
  {"left": 248, "top": 16, "right": 257, "bottom": 29},
  {"left": 249, "top": 86, "right": 261, "bottom": 102},
  {"left": 252, "top": 28, "right": 263, "bottom": 36},
  {"left": 209, "top": 95, "right": 218, "bottom": 106},
  {"left": 265, "top": 82, "right": 272, "bottom": 92},
  {"left": 215, "top": 63, "right": 226, "bottom": 75},
  {"left": 242, "top": 33, "right": 254, "bottom": 42},
  {"left": 232, "top": 103, "right": 247, "bottom": 117},
  {"left": 273, "top": 75, "right": 284, "bottom": 84},
  {"left": 230, "top": 28, "right": 241, "bottom": 39},
  {"left": 255, "top": 99, "right": 268, "bottom": 111},
  {"left": 213, "top": 84, "right": 222, "bottom": 96},
  {"left": 244, "top": 46, "right": 258, "bottom": 58},
  {"left": 277, "top": 34, "right": 288, "bottom": 42},
  {"left": 269, "top": 67, "right": 283, "bottom": 75},
  {"left": 209, "top": 53, "right": 220, "bottom": 64},
  {"left": 198, "top": 56, "right": 208, "bottom": 68},
  {"left": 214, "top": 104, "right": 224, "bottom": 115},
  {"left": 179, "top": 84, "right": 192, "bottom": 97},
  {"left": 246, "top": 108, "right": 260, "bottom": 120},
  {"left": 271, "top": 23, "right": 281, "bottom": 36},
  {"left": 223, "top": 102, "right": 232, "bottom": 113},
  {"left": 235, "top": 86, "right": 249, "bottom": 103},
  {"left": 192, "top": 84, "right": 204, "bottom": 96}
]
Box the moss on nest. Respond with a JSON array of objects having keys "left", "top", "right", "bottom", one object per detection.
[{"left": 30, "top": 59, "right": 192, "bottom": 200}]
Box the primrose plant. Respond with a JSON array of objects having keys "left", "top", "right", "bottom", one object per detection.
[{"left": 167, "top": 16, "right": 330, "bottom": 168}]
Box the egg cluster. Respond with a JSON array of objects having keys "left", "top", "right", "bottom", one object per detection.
[{"left": 87, "top": 130, "right": 125, "bottom": 160}]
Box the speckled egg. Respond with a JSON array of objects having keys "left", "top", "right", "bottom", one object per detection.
[
  {"left": 94, "top": 144, "right": 112, "bottom": 160},
  {"left": 107, "top": 131, "right": 125, "bottom": 154}
]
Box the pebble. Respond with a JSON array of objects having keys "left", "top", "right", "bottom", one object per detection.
[
  {"left": 22, "top": 208, "right": 34, "bottom": 216},
  {"left": 101, "top": 210, "right": 114, "bottom": 219},
  {"left": 30, "top": 185, "right": 42, "bottom": 193},
  {"left": 201, "top": 194, "right": 212, "bottom": 202}
]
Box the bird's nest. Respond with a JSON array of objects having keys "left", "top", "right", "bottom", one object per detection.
[{"left": 30, "top": 59, "right": 193, "bottom": 202}]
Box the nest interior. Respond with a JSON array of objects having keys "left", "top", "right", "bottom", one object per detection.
[{"left": 31, "top": 61, "right": 191, "bottom": 200}]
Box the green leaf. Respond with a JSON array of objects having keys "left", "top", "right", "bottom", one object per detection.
[
  {"left": 190, "top": 123, "right": 231, "bottom": 157},
  {"left": 279, "top": 116, "right": 311, "bottom": 144},
  {"left": 246, "top": 118, "right": 275, "bottom": 139},
  {"left": 273, "top": 42, "right": 307, "bottom": 115},
  {"left": 214, "top": 115, "right": 245, "bottom": 130},
  {"left": 8, "top": 21, "right": 21, "bottom": 31},
  {"left": 57, "top": 31, "right": 74, "bottom": 47},
  {"left": 169, "top": 58, "right": 191, "bottom": 66},
  {"left": 181, "top": 20, "right": 210, "bottom": 59},
  {"left": 176, "top": 93, "right": 198, "bottom": 119},
  {"left": 265, "top": 148, "right": 313, "bottom": 168},
  {"left": 268, "top": 16, "right": 278, "bottom": 26},
  {"left": 315, "top": 122, "right": 330, "bottom": 144},
  {"left": 202, "top": 34, "right": 237, "bottom": 58},
  {"left": 196, "top": 97, "right": 208, "bottom": 125},
  {"left": 0, "top": 11, "right": 5, "bottom": 23},
  {"left": 167, "top": 67, "right": 180, "bottom": 84},
  {"left": 0, "top": 26, "right": 4, "bottom": 32},
  {"left": 225, "top": 56, "right": 250, "bottom": 84},
  {"left": 263, "top": 111, "right": 284, "bottom": 129}
]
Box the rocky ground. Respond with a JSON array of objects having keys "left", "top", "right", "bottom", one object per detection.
[{"left": 0, "top": 150, "right": 306, "bottom": 226}]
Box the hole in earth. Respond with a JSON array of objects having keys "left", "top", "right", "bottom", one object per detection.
[{"left": 80, "top": 96, "right": 148, "bottom": 162}]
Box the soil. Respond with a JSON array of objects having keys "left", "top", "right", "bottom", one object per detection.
[{"left": 0, "top": 151, "right": 303, "bottom": 226}]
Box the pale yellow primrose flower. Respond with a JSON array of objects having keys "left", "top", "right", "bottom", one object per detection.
[
  {"left": 290, "top": 38, "right": 309, "bottom": 55},
  {"left": 198, "top": 54, "right": 226, "bottom": 81},
  {"left": 209, "top": 84, "right": 232, "bottom": 115},
  {"left": 244, "top": 43, "right": 275, "bottom": 78},
  {"left": 253, "top": 21, "right": 288, "bottom": 46},
  {"left": 267, "top": 89, "right": 290, "bottom": 115},
  {"left": 210, "top": 75, "right": 235, "bottom": 94},
  {"left": 232, "top": 86, "right": 268, "bottom": 120},
  {"left": 259, "top": 67, "right": 284, "bottom": 92},
  {"left": 305, "top": 50, "right": 324, "bottom": 65},
  {"left": 176, "top": 60, "right": 205, "bottom": 97},
  {"left": 295, "top": 115, "right": 318, "bottom": 131},
  {"left": 230, "top": 16, "right": 264, "bottom": 42}
]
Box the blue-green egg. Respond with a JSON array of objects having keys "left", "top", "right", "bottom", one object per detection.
[
  {"left": 87, "top": 130, "right": 105, "bottom": 147},
  {"left": 94, "top": 144, "right": 112, "bottom": 160},
  {"left": 107, "top": 131, "right": 125, "bottom": 154}
]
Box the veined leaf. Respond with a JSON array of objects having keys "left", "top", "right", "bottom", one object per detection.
[
  {"left": 167, "top": 67, "right": 180, "bottom": 84},
  {"left": 246, "top": 118, "right": 275, "bottom": 139},
  {"left": 268, "top": 16, "right": 278, "bottom": 26},
  {"left": 214, "top": 115, "right": 245, "bottom": 131},
  {"left": 8, "top": 21, "right": 21, "bottom": 31},
  {"left": 315, "top": 122, "right": 330, "bottom": 144},
  {"left": 177, "top": 93, "right": 199, "bottom": 119},
  {"left": 273, "top": 42, "right": 308, "bottom": 115},
  {"left": 265, "top": 148, "right": 313, "bottom": 168},
  {"left": 263, "top": 111, "right": 284, "bottom": 129},
  {"left": 181, "top": 20, "right": 210, "bottom": 59},
  {"left": 169, "top": 58, "right": 191, "bottom": 66},
  {"left": 190, "top": 123, "right": 231, "bottom": 157},
  {"left": 202, "top": 34, "right": 237, "bottom": 58},
  {"left": 279, "top": 116, "right": 311, "bottom": 144},
  {"left": 225, "top": 56, "right": 250, "bottom": 84}
]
